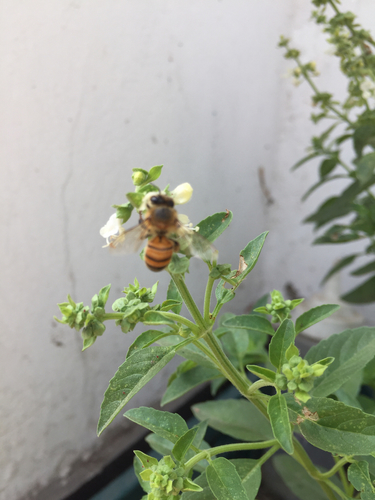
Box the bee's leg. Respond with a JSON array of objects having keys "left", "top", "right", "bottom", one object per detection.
[{"left": 172, "top": 240, "right": 180, "bottom": 252}]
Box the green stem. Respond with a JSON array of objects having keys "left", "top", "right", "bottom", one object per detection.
[
  {"left": 169, "top": 272, "right": 208, "bottom": 331},
  {"left": 317, "top": 457, "right": 349, "bottom": 480},
  {"left": 291, "top": 438, "right": 337, "bottom": 500},
  {"left": 184, "top": 439, "right": 278, "bottom": 472},
  {"left": 158, "top": 311, "right": 200, "bottom": 335},
  {"left": 294, "top": 55, "right": 354, "bottom": 127},
  {"left": 203, "top": 330, "right": 251, "bottom": 397},
  {"left": 203, "top": 276, "right": 215, "bottom": 323},
  {"left": 334, "top": 455, "right": 351, "bottom": 495},
  {"left": 192, "top": 339, "right": 222, "bottom": 368},
  {"left": 324, "top": 479, "right": 349, "bottom": 500}
]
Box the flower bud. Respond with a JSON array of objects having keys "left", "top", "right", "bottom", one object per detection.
[{"left": 132, "top": 169, "right": 149, "bottom": 186}]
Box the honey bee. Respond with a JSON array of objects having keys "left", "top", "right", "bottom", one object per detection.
[{"left": 108, "top": 193, "right": 218, "bottom": 271}]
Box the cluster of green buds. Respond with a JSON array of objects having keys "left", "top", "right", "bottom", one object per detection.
[
  {"left": 55, "top": 285, "right": 111, "bottom": 350},
  {"left": 112, "top": 279, "right": 158, "bottom": 333},
  {"left": 275, "top": 355, "right": 334, "bottom": 402},
  {"left": 135, "top": 452, "right": 202, "bottom": 499},
  {"left": 254, "top": 290, "right": 304, "bottom": 324}
]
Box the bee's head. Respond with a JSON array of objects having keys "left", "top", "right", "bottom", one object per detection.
[{"left": 149, "top": 194, "right": 174, "bottom": 208}]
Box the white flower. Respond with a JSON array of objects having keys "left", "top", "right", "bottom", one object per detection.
[
  {"left": 170, "top": 183, "right": 193, "bottom": 205},
  {"left": 100, "top": 213, "right": 125, "bottom": 247},
  {"left": 178, "top": 213, "right": 199, "bottom": 232},
  {"left": 360, "top": 79, "right": 375, "bottom": 100}
]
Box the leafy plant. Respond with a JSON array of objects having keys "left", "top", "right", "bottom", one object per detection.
[
  {"left": 280, "top": 0, "right": 375, "bottom": 303},
  {"left": 57, "top": 166, "right": 375, "bottom": 500}
]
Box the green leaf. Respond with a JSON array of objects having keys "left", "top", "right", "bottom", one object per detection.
[
  {"left": 147, "top": 165, "right": 163, "bottom": 183},
  {"left": 305, "top": 177, "right": 375, "bottom": 229},
  {"left": 223, "top": 315, "right": 275, "bottom": 335},
  {"left": 354, "top": 124, "right": 375, "bottom": 157},
  {"left": 196, "top": 211, "right": 233, "bottom": 243},
  {"left": 268, "top": 393, "right": 294, "bottom": 454},
  {"left": 192, "top": 399, "right": 273, "bottom": 441},
  {"left": 301, "top": 174, "right": 346, "bottom": 201},
  {"left": 126, "top": 329, "right": 173, "bottom": 359},
  {"left": 287, "top": 395, "right": 375, "bottom": 455},
  {"left": 295, "top": 304, "right": 340, "bottom": 335},
  {"left": 305, "top": 327, "right": 375, "bottom": 398},
  {"left": 269, "top": 319, "right": 295, "bottom": 371},
  {"left": 341, "top": 276, "right": 375, "bottom": 303},
  {"left": 320, "top": 157, "right": 338, "bottom": 178},
  {"left": 97, "top": 345, "right": 177, "bottom": 435},
  {"left": 193, "top": 420, "right": 208, "bottom": 448},
  {"left": 160, "top": 299, "right": 183, "bottom": 311},
  {"left": 234, "top": 232, "right": 269, "bottom": 284},
  {"left": 143, "top": 310, "right": 176, "bottom": 326},
  {"left": 134, "top": 450, "right": 158, "bottom": 468},
  {"left": 161, "top": 366, "right": 221, "bottom": 406},
  {"left": 134, "top": 456, "right": 151, "bottom": 493},
  {"left": 356, "top": 153, "right": 375, "bottom": 184},
  {"left": 125, "top": 406, "right": 188, "bottom": 443},
  {"left": 167, "top": 278, "right": 182, "bottom": 313},
  {"left": 172, "top": 427, "right": 198, "bottom": 462},
  {"left": 291, "top": 152, "right": 319, "bottom": 171},
  {"left": 182, "top": 459, "right": 261, "bottom": 500},
  {"left": 168, "top": 253, "right": 190, "bottom": 274},
  {"left": 157, "top": 335, "right": 216, "bottom": 369},
  {"left": 348, "top": 461, "right": 375, "bottom": 500},
  {"left": 215, "top": 280, "right": 235, "bottom": 306},
  {"left": 126, "top": 191, "right": 144, "bottom": 209},
  {"left": 206, "top": 458, "right": 248, "bottom": 500},
  {"left": 273, "top": 455, "right": 331, "bottom": 500},
  {"left": 351, "top": 260, "right": 375, "bottom": 276},
  {"left": 321, "top": 254, "right": 358, "bottom": 284},
  {"left": 246, "top": 365, "right": 276, "bottom": 383}
]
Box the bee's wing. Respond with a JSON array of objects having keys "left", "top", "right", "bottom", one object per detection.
[
  {"left": 177, "top": 229, "right": 218, "bottom": 262},
  {"left": 107, "top": 223, "right": 148, "bottom": 255}
]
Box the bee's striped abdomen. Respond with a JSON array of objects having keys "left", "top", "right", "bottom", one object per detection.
[{"left": 144, "top": 236, "right": 174, "bottom": 272}]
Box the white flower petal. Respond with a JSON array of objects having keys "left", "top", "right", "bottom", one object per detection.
[
  {"left": 170, "top": 183, "right": 193, "bottom": 205},
  {"left": 178, "top": 213, "right": 190, "bottom": 224}
]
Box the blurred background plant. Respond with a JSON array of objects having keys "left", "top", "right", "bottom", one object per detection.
[{"left": 280, "top": 0, "right": 375, "bottom": 304}]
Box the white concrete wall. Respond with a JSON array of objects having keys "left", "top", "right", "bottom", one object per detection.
[{"left": 1, "top": 1, "right": 374, "bottom": 499}]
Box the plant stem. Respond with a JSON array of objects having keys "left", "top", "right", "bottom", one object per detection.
[
  {"left": 293, "top": 54, "right": 354, "bottom": 127},
  {"left": 317, "top": 457, "right": 349, "bottom": 480},
  {"left": 291, "top": 438, "right": 338, "bottom": 500},
  {"left": 333, "top": 455, "right": 351, "bottom": 495},
  {"left": 203, "top": 276, "right": 215, "bottom": 322},
  {"left": 157, "top": 311, "right": 200, "bottom": 335},
  {"left": 184, "top": 439, "right": 278, "bottom": 472},
  {"left": 203, "top": 330, "right": 250, "bottom": 396},
  {"left": 169, "top": 272, "right": 208, "bottom": 331}
]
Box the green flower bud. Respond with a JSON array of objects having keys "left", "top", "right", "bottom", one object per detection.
[
  {"left": 289, "top": 355, "right": 302, "bottom": 368},
  {"left": 275, "top": 373, "right": 288, "bottom": 390},
  {"left": 266, "top": 304, "right": 273, "bottom": 312},
  {"left": 282, "top": 365, "right": 294, "bottom": 380},
  {"left": 132, "top": 169, "right": 149, "bottom": 186},
  {"left": 287, "top": 381, "right": 297, "bottom": 391}
]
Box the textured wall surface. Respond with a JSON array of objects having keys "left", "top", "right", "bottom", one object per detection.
[{"left": 1, "top": 1, "right": 374, "bottom": 499}]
